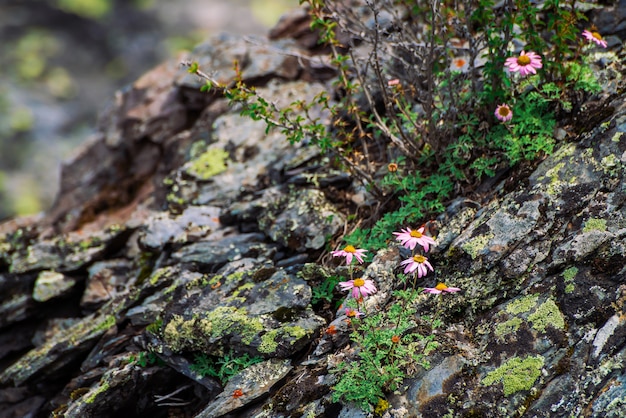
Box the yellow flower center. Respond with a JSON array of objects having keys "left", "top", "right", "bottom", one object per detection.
[
  {"left": 412, "top": 255, "right": 426, "bottom": 263},
  {"left": 344, "top": 245, "right": 356, "bottom": 253},
  {"left": 592, "top": 31, "right": 603, "bottom": 41},
  {"left": 353, "top": 278, "right": 365, "bottom": 287},
  {"left": 435, "top": 283, "right": 448, "bottom": 291},
  {"left": 409, "top": 230, "right": 423, "bottom": 238},
  {"left": 517, "top": 55, "right": 531, "bottom": 65},
  {"left": 498, "top": 106, "right": 510, "bottom": 117}
]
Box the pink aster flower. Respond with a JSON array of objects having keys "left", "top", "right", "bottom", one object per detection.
[
  {"left": 345, "top": 307, "right": 364, "bottom": 318},
  {"left": 582, "top": 30, "right": 608, "bottom": 48},
  {"left": 423, "top": 283, "right": 461, "bottom": 294},
  {"left": 400, "top": 254, "right": 434, "bottom": 277},
  {"left": 504, "top": 51, "right": 542, "bottom": 76},
  {"left": 338, "top": 278, "right": 377, "bottom": 299},
  {"left": 393, "top": 226, "right": 437, "bottom": 252},
  {"left": 495, "top": 104, "right": 513, "bottom": 122},
  {"left": 331, "top": 245, "right": 367, "bottom": 264}
]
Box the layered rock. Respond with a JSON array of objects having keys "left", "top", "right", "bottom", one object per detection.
[{"left": 1, "top": 4, "right": 626, "bottom": 418}]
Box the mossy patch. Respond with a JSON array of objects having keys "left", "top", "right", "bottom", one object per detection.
[
  {"left": 495, "top": 317, "right": 523, "bottom": 339},
  {"left": 481, "top": 355, "right": 544, "bottom": 396},
  {"left": 163, "top": 307, "right": 263, "bottom": 352},
  {"left": 258, "top": 325, "right": 310, "bottom": 354},
  {"left": 505, "top": 294, "right": 539, "bottom": 315},
  {"left": 562, "top": 267, "right": 578, "bottom": 293},
  {"left": 583, "top": 218, "right": 607, "bottom": 233},
  {"left": 528, "top": 299, "right": 565, "bottom": 333},
  {"left": 545, "top": 162, "right": 566, "bottom": 195},
  {"left": 84, "top": 381, "right": 110, "bottom": 404},
  {"left": 186, "top": 148, "right": 229, "bottom": 180},
  {"left": 600, "top": 154, "right": 621, "bottom": 176}
]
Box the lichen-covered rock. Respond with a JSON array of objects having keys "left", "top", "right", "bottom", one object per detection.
[
  {"left": 138, "top": 205, "right": 221, "bottom": 250},
  {"left": 257, "top": 187, "right": 346, "bottom": 252},
  {"left": 2, "top": 5, "right": 626, "bottom": 418},
  {"left": 32, "top": 270, "right": 76, "bottom": 302},
  {"left": 171, "top": 232, "right": 278, "bottom": 268},
  {"left": 156, "top": 262, "right": 324, "bottom": 358}
]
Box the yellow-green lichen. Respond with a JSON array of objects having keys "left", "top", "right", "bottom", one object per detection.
[
  {"left": 562, "top": 267, "right": 578, "bottom": 281},
  {"left": 259, "top": 329, "right": 280, "bottom": 353},
  {"left": 600, "top": 154, "right": 621, "bottom": 176},
  {"left": 149, "top": 267, "right": 169, "bottom": 286},
  {"left": 495, "top": 317, "right": 523, "bottom": 339},
  {"left": 282, "top": 325, "right": 308, "bottom": 342},
  {"left": 563, "top": 267, "right": 578, "bottom": 294},
  {"left": 506, "top": 294, "right": 540, "bottom": 315},
  {"left": 611, "top": 131, "right": 623, "bottom": 143},
  {"left": 481, "top": 355, "right": 544, "bottom": 396},
  {"left": 528, "top": 299, "right": 565, "bottom": 333},
  {"left": 163, "top": 307, "right": 263, "bottom": 352},
  {"left": 186, "top": 148, "right": 229, "bottom": 180},
  {"left": 258, "top": 325, "right": 309, "bottom": 354},
  {"left": 543, "top": 161, "right": 566, "bottom": 195},
  {"left": 84, "top": 381, "right": 110, "bottom": 404},
  {"left": 583, "top": 218, "right": 607, "bottom": 233},
  {"left": 226, "top": 271, "right": 245, "bottom": 283},
  {"left": 231, "top": 282, "right": 255, "bottom": 298},
  {"left": 461, "top": 233, "right": 494, "bottom": 259},
  {"left": 94, "top": 315, "right": 116, "bottom": 333}
]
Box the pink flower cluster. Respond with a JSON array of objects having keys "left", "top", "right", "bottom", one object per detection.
[
  {"left": 394, "top": 225, "right": 461, "bottom": 295},
  {"left": 394, "top": 225, "right": 436, "bottom": 278},
  {"left": 333, "top": 224, "right": 462, "bottom": 308},
  {"left": 498, "top": 29, "right": 608, "bottom": 124}
]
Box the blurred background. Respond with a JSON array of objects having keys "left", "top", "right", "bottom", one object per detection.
[{"left": 0, "top": 0, "right": 295, "bottom": 221}]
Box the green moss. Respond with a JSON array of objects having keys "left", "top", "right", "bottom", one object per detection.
[
  {"left": 94, "top": 315, "right": 116, "bottom": 333},
  {"left": 84, "top": 381, "right": 110, "bottom": 404},
  {"left": 187, "top": 148, "right": 229, "bottom": 180},
  {"left": 57, "top": 0, "right": 112, "bottom": 19},
  {"left": 495, "top": 317, "right": 523, "bottom": 339},
  {"left": 528, "top": 299, "right": 565, "bottom": 333},
  {"left": 461, "top": 233, "right": 494, "bottom": 259},
  {"left": 564, "top": 283, "right": 575, "bottom": 293},
  {"left": 506, "top": 294, "right": 539, "bottom": 315},
  {"left": 149, "top": 267, "right": 169, "bottom": 286},
  {"left": 481, "top": 355, "right": 544, "bottom": 396},
  {"left": 583, "top": 218, "right": 607, "bottom": 233}
]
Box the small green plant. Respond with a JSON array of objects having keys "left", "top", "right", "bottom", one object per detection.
[
  {"left": 329, "top": 228, "right": 451, "bottom": 410},
  {"left": 332, "top": 291, "right": 437, "bottom": 409},
  {"left": 130, "top": 351, "right": 163, "bottom": 367},
  {"left": 311, "top": 274, "right": 341, "bottom": 305},
  {"left": 189, "top": 350, "right": 263, "bottom": 384}
]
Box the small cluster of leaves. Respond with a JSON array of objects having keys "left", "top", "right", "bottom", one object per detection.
[
  {"left": 130, "top": 351, "right": 165, "bottom": 368},
  {"left": 331, "top": 290, "right": 438, "bottom": 409},
  {"left": 189, "top": 350, "right": 263, "bottom": 384},
  {"left": 311, "top": 274, "right": 342, "bottom": 305}
]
